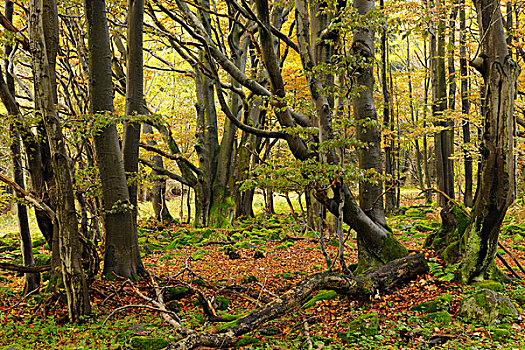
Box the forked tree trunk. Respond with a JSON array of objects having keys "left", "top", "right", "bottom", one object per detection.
[
  {"left": 5, "top": 0, "right": 39, "bottom": 294},
  {"left": 84, "top": 0, "right": 143, "bottom": 278},
  {"left": 460, "top": 0, "right": 519, "bottom": 282},
  {"left": 29, "top": 0, "right": 90, "bottom": 321}
]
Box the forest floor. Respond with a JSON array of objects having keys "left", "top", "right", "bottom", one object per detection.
[{"left": 1, "top": 194, "right": 525, "bottom": 349}]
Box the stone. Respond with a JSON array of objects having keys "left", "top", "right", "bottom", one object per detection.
[
  {"left": 490, "top": 328, "right": 511, "bottom": 342},
  {"left": 422, "top": 311, "right": 452, "bottom": 325},
  {"left": 412, "top": 294, "right": 453, "bottom": 313},
  {"left": 338, "top": 313, "right": 379, "bottom": 343},
  {"left": 459, "top": 289, "right": 518, "bottom": 325},
  {"left": 128, "top": 336, "right": 168, "bottom": 350}
]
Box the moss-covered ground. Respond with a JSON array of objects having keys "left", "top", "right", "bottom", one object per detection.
[{"left": 1, "top": 193, "right": 525, "bottom": 349}]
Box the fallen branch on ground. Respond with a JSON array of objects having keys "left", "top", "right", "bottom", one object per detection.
[{"left": 171, "top": 253, "right": 428, "bottom": 350}]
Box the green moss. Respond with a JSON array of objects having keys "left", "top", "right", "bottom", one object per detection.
[
  {"left": 442, "top": 242, "right": 460, "bottom": 265},
  {"left": 354, "top": 232, "right": 408, "bottom": 275},
  {"left": 302, "top": 290, "right": 338, "bottom": 309},
  {"left": 235, "top": 336, "right": 259, "bottom": 347},
  {"left": 164, "top": 286, "right": 192, "bottom": 301},
  {"left": 412, "top": 294, "right": 453, "bottom": 313},
  {"left": 217, "top": 318, "right": 240, "bottom": 331},
  {"left": 422, "top": 311, "right": 452, "bottom": 325},
  {"left": 209, "top": 194, "right": 235, "bottom": 228},
  {"left": 241, "top": 275, "right": 258, "bottom": 284},
  {"left": 490, "top": 328, "right": 511, "bottom": 342},
  {"left": 338, "top": 313, "right": 379, "bottom": 343},
  {"left": 128, "top": 336, "right": 168, "bottom": 350},
  {"left": 215, "top": 296, "right": 230, "bottom": 311},
  {"left": 473, "top": 280, "right": 504, "bottom": 292}
]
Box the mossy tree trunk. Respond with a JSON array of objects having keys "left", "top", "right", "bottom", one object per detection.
[
  {"left": 29, "top": 0, "right": 91, "bottom": 321},
  {"left": 460, "top": 0, "right": 519, "bottom": 283}
]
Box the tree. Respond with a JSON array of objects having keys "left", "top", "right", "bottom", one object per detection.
[
  {"left": 460, "top": 0, "right": 519, "bottom": 282},
  {"left": 84, "top": 0, "right": 143, "bottom": 278},
  {"left": 4, "top": 0, "right": 39, "bottom": 294},
  {"left": 353, "top": 0, "right": 386, "bottom": 227},
  {"left": 29, "top": 0, "right": 90, "bottom": 321}
]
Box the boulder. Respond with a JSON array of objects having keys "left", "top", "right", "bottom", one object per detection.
[
  {"left": 412, "top": 294, "right": 452, "bottom": 313},
  {"left": 459, "top": 289, "right": 518, "bottom": 325},
  {"left": 128, "top": 336, "right": 168, "bottom": 350},
  {"left": 338, "top": 313, "right": 379, "bottom": 343}
]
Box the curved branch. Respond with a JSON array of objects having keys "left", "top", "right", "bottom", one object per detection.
[
  {"left": 139, "top": 143, "right": 202, "bottom": 176},
  {"left": 139, "top": 158, "right": 194, "bottom": 187}
]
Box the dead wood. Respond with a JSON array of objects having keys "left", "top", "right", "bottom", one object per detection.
[{"left": 172, "top": 253, "right": 428, "bottom": 350}]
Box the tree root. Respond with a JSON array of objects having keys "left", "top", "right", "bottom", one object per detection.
[{"left": 172, "top": 253, "right": 428, "bottom": 350}]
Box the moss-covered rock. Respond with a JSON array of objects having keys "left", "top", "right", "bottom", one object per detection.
[
  {"left": 490, "top": 328, "right": 511, "bottom": 342},
  {"left": 422, "top": 311, "right": 452, "bottom": 325},
  {"left": 459, "top": 289, "right": 518, "bottom": 325},
  {"left": 128, "top": 336, "right": 168, "bottom": 350},
  {"left": 412, "top": 294, "right": 453, "bottom": 313},
  {"left": 338, "top": 313, "right": 379, "bottom": 343},
  {"left": 473, "top": 280, "right": 504, "bottom": 293}
]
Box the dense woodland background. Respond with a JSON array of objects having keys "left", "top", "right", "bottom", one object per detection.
[{"left": 1, "top": 0, "right": 525, "bottom": 348}]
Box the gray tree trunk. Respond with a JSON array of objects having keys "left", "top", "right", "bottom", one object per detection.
[
  {"left": 5, "top": 0, "right": 39, "bottom": 294},
  {"left": 353, "top": 0, "right": 386, "bottom": 226},
  {"left": 29, "top": 0, "right": 91, "bottom": 321},
  {"left": 84, "top": 0, "right": 143, "bottom": 278},
  {"left": 460, "top": 0, "right": 519, "bottom": 282},
  {"left": 459, "top": 2, "right": 473, "bottom": 207},
  {"left": 431, "top": 0, "right": 455, "bottom": 206},
  {"left": 122, "top": 0, "right": 144, "bottom": 234}
]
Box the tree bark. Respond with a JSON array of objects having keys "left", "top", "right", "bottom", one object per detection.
[
  {"left": 353, "top": 0, "right": 385, "bottom": 226},
  {"left": 431, "top": 0, "right": 455, "bottom": 207},
  {"left": 84, "top": 0, "right": 143, "bottom": 278},
  {"left": 122, "top": 0, "right": 144, "bottom": 234},
  {"left": 459, "top": 1, "right": 473, "bottom": 207},
  {"left": 29, "top": 0, "right": 91, "bottom": 321},
  {"left": 5, "top": 0, "right": 39, "bottom": 294},
  {"left": 460, "top": 0, "right": 519, "bottom": 282}
]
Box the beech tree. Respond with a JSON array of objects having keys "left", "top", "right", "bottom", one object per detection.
[
  {"left": 459, "top": 0, "right": 519, "bottom": 282},
  {"left": 29, "top": 0, "right": 90, "bottom": 322},
  {"left": 84, "top": 0, "right": 144, "bottom": 278}
]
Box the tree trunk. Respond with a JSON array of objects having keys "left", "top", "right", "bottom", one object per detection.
[
  {"left": 122, "top": 0, "right": 144, "bottom": 234},
  {"left": 29, "top": 0, "right": 91, "bottom": 321},
  {"left": 209, "top": 6, "right": 249, "bottom": 227},
  {"left": 380, "top": 0, "right": 395, "bottom": 212},
  {"left": 84, "top": 0, "right": 143, "bottom": 278},
  {"left": 460, "top": 0, "right": 519, "bottom": 282},
  {"left": 353, "top": 0, "right": 385, "bottom": 226},
  {"left": 459, "top": 1, "right": 473, "bottom": 207},
  {"left": 432, "top": 0, "right": 455, "bottom": 207},
  {"left": 5, "top": 0, "right": 40, "bottom": 295},
  {"left": 144, "top": 124, "right": 173, "bottom": 222}
]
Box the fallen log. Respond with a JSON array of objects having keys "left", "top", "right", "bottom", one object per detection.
[
  {"left": 172, "top": 253, "right": 428, "bottom": 349},
  {"left": 0, "top": 262, "right": 51, "bottom": 273}
]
